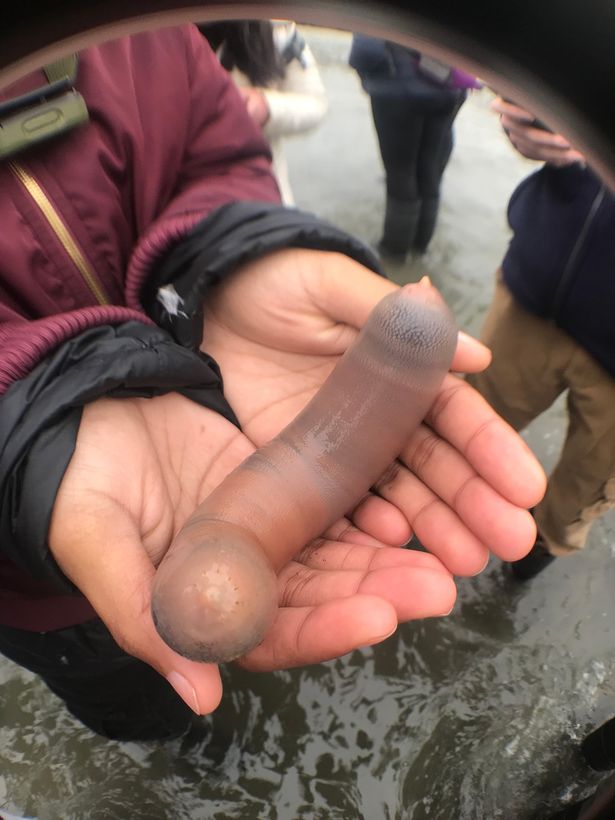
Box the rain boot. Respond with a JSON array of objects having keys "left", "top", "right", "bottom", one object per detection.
[
  {"left": 413, "top": 196, "right": 441, "bottom": 253},
  {"left": 378, "top": 196, "right": 421, "bottom": 263},
  {"left": 582, "top": 715, "right": 615, "bottom": 771},
  {"left": 509, "top": 533, "right": 556, "bottom": 580}
]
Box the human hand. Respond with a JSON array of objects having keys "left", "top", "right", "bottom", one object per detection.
[
  {"left": 239, "top": 86, "right": 270, "bottom": 127},
  {"left": 492, "top": 96, "right": 585, "bottom": 166},
  {"left": 202, "top": 249, "right": 547, "bottom": 574},
  {"left": 48, "top": 394, "right": 249, "bottom": 715},
  {"left": 240, "top": 520, "right": 456, "bottom": 671},
  {"left": 48, "top": 392, "right": 457, "bottom": 715}
]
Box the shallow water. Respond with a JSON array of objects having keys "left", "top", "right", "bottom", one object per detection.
[{"left": 2, "top": 28, "right": 615, "bottom": 820}]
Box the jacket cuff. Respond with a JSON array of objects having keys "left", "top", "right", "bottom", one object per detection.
[
  {"left": 0, "top": 321, "right": 237, "bottom": 590},
  {"left": 142, "top": 200, "right": 383, "bottom": 348}
]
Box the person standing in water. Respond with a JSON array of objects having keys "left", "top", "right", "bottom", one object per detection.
[{"left": 349, "top": 34, "right": 481, "bottom": 261}]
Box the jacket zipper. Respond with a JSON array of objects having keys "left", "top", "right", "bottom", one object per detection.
[
  {"left": 549, "top": 184, "right": 606, "bottom": 318},
  {"left": 8, "top": 160, "right": 109, "bottom": 305}
]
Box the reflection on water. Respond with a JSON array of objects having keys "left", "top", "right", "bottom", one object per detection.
[{"left": 2, "top": 27, "right": 615, "bottom": 820}]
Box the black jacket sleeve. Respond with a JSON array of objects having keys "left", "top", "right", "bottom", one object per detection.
[
  {"left": 143, "top": 200, "right": 383, "bottom": 347},
  {"left": 0, "top": 322, "right": 237, "bottom": 589}
]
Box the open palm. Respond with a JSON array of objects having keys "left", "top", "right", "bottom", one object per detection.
[
  {"left": 203, "top": 249, "right": 546, "bottom": 576},
  {"left": 48, "top": 390, "right": 457, "bottom": 715}
]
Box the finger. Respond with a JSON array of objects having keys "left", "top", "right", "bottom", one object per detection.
[
  {"left": 276, "top": 560, "right": 456, "bottom": 621},
  {"left": 297, "top": 538, "right": 449, "bottom": 572},
  {"left": 396, "top": 425, "right": 537, "bottom": 563},
  {"left": 425, "top": 374, "right": 547, "bottom": 508},
  {"left": 549, "top": 150, "right": 586, "bottom": 167},
  {"left": 501, "top": 118, "right": 572, "bottom": 148},
  {"left": 491, "top": 97, "right": 534, "bottom": 120},
  {"left": 49, "top": 500, "right": 223, "bottom": 716},
  {"left": 321, "top": 515, "right": 407, "bottom": 548},
  {"left": 372, "top": 462, "right": 491, "bottom": 574},
  {"left": 507, "top": 133, "right": 576, "bottom": 163},
  {"left": 240, "top": 595, "right": 399, "bottom": 670},
  {"left": 510, "top": 139, "right": 585, "bottom": 167},
  {"left": 451, "top": 331, "right": 492, "bottom": 374},
  {"left": 347, "top": 495, "right": 413, "bottom": 546},
  {"left": 309, "top": 253, "right": 398, "bottom": 331}
]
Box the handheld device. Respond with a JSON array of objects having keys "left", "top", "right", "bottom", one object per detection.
[{"left": 0, "top": 54, "right": 88, "bottom": 159}]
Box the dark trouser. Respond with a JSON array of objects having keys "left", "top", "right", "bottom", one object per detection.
[
  {"left": 369, "top": 89, "right": 465, "bottom": 253},
  {"left": 0, "top": 618, "right": 195, "bottom": 741}
]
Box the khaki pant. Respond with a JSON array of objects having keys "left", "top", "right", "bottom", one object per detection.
[{"left": 468, "top": 274, "right": 615, "bottom": 556}]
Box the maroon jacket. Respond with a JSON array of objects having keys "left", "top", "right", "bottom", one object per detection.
[
  {"left": 0, "top": 26, "right": 379, "bottom": 631},
  {"left": 0, "top": 25, "right": 280, "bottom": 390}
]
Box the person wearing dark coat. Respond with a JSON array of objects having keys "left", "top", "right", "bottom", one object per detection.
[
  {"left": 349, "top": 34, "right": 480, "bottom": 260},
  {"left": 468, "top": 97, "right": 615, "bottom": 580}
]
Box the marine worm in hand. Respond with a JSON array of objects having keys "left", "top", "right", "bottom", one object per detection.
[{"left": 151, "top": 279, "right": 458, "bottom": 663}]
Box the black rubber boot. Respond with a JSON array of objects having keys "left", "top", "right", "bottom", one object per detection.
[
  {"left": 510, "top": 535, "right": 556, "bottom": 580},
  {"left": 413, "top": 196, "right": 441, "bottom": 253},
  {"left": 378, "top": 196, "right": 421, "bottom": 263},
  {"left": 582, "top": 715, "right": 615, "bottom": 771}
]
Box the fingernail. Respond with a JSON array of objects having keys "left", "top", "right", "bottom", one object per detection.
[
  {"left": 419, "top": 275, "right": 432, "bottom": 287},
  {"left": 472, "top": 554, "right": 491, "bottom": 576},
  {"left": 167, "top": 671, "right": 200, "bottom": 714},
  {"left": 361, "top": 626, "right": 398, "bottom": 649},
  {"left": 458, "top": 330, "right": 489, "bottom": 351}
]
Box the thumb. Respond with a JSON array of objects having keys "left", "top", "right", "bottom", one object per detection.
[
  {"left": 309, "top": 251, "right": 397, "bottom": 332},
  {"left": 309, "top": 253, "right": 491, "bottom": 372},
  {"left": 49, "top": 501, "right": 223, "bottom": 715}
]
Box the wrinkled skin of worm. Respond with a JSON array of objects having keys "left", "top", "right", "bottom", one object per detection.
[{"left": 151, "top": 280, "right": 458, "bottom": 662}]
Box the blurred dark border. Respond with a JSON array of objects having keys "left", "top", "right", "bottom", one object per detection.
[{"left": 2, "top": 1, "right": 615, "bottom": 185}]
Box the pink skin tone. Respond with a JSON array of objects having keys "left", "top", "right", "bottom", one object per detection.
[
  {"left": 151, "top": 279, "right": 458, "bottom": 663},
  {"left": 491, "top": 97, "right": 586, "bottom": 167}
]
